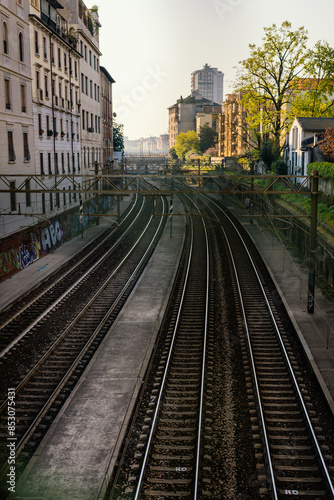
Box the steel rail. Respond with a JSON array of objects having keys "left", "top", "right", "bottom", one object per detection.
[
  {"left": 207, "top": 195, "right": 334, "bottom": 499},
  {"left": 10, "top": 195, "right": 167, "bottom": 463},
  {"left": 133, "top": 212, "right": 194, "bottom": 500},
  {"left": 0, "top": 194, "right": 139, "bottom": 329},
  {"left": 133, "top": 193, "right": 210, "bottom": 500},
  {"left": 0, "top": 196, "right": 146, "bottom": 359},
  {"left": 0, "top": 196, "right": 163, "bottom": 416}
]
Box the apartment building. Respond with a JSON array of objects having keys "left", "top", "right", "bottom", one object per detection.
[
  {"left": 168, "top": 92, "right": 221, "bottom": 148},
  {"left": 100, "top": 65, "right": 115, "bottom": 168},
  {"left": 30, "top": 0, "right": 82, "bottom": 219},
  {"left": 218, "top": 93, "right": 249, "bottom": 158},
  {"left": 0, "top": 0, "right": 35, "bottom": 237},
  {"left": 61, "top": 0, "right": 102, "bottom": 197},
  {"left": 191, "top": 64, "right": 224, "bottom": 105}
]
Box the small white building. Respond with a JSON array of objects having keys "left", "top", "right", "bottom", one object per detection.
[{"left": 285, "top": 117, "right": 334, "bottom": 181}]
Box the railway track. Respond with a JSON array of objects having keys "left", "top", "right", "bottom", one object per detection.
[
  {"left": 107, "top": 191, "right": 334, "bottom": 499},
  {"left": 0, "top": 193, "right": 167, "bottom": 496},
  {"left": 208, "top": 197, "right": 334, "bottom": 499},
  {"left": 108, "top": 194, "right": 213, "bottom": 498},
  {"left": 0, "top": 194, "right": 142, "bottom": 357}
]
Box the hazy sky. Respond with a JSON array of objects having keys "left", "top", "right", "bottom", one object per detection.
[{"left": 97, "top": 0, "right": 334, "bottom": 140}]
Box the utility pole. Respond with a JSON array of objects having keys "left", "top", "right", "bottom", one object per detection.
[{"left": 307, "top": 170, "right": 319, "bottom": 314}]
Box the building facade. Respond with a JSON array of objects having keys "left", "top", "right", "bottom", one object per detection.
[
  {"left": 191, "top": 64, "right": 224, "bottom": 105},
  {"left": 100, "top": 66, "right": 115, "bottom": 168},
  {"left": 168, "top": 92, "right": 221, "bottom": 149},
  {"left": 61, "top": 0, "right": 102, "bottom": 200},
  {"left": 30, "top": 0, "right": 82, "bottom": 221},
  {"left": 285, "top": 117, "right": 334, "bottom": 180},
  {"left": 218, "top": 93, "right": 249, "bottom": 158},
  {"left": 0, "top": 0, "right": 35, "bottom": 237}
]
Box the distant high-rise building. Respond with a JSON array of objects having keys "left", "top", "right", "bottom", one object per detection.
[{"left": 191, "top": 64, "right": 224, "bottom": 105}]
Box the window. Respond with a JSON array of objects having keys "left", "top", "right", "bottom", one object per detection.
[
  {"left": 50, "top": 193, "right": 53, "bottom": 211},
  {"left": 75, "top": 60, "right": 78, "bottom": 79},
  {"left": 23, "top": 132, "right": 30, "bottom": 161},
  {"left": 84, "top": 44, "right": 87, "bottom": 61},
  {"left": 89, "top": 50, "right": 92, "bottom": 66},
  {"left": 21, "top": 84, "right": 26, "bottom": 113},
  {"left": 61, "top": 152, "right": 65, "bottom": 173},
  {"left": 90, "top": 80, "right": 92, "bottom": 98},
  {"left": 55, "top": 152, "right": 59, "bottom": 175},
  {"left": 85, "top": 76, "right": 88, "bottom": 94},
  {"left": 46, "top": 115, "right": 50, "bottom": 131},
  {"left": 5, "top": 79, "right": 10, "bottom": 110},
  {"left": 43, "top": 36, "right": 47, "bottom": 59},
  {"left": 44, "top": 74, "right": 49, "bottom": 98},
  {"left": 35, "top": 31, "right": 39, "bottom": 54},
  {"left": 64, "top": 52, "right": 67, "bottom": 71},
  {"left": 63, "top": 187, "right": 66, "bottom": 205},
  {"left": 77, "top": 152, "right": 80, "bottom": 171},
  {"left": 8, "top": 131, "right": 15, "bottom": 162},
  {"left": 10, "top": 181, "right": 16, "bottom": 212},
  {"left": 38, "top": 113, "right": 42, "bottom": 132},
  {"left": 3, "top": 22, "right": 8, "bottom": 54},
  {"left": 81, "top": 73, "right": 84, "bottom": 92},
  {"left": 40, "top": 153, "right": 45, "bottom": 175},
  {"left": 42, "top": 193, "right": 46, "bottom": 214},
  {"left": 58, "top": 47, "right": 61, "bottom": 69},
  {"left": 36, "top": 70, "right": 40, "bottom": 90},
  {"left": 48, "top": 152, "right": 52, "bottom": 174},
  {"left": 19, "top": 32, "right": 24, "bottom": 62},
  {"left": 67, "top": 152, "right": 70, "bottom": 173},
  {"left": 80, "top": 40, "right": 83, "bottom": 55},
  {"left": 94, "top": 54, "right": 96, "bottom": 70},
  {"left": 82, "top": 109, "right": 85, "bottom": 129},
  {"left": 25, "top": 179, "right": 31, "bottom": 207}
]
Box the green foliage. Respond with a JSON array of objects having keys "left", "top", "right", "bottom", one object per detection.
[
  {"left": 235, "top": 21, "right": 309, "bottom": 149},
  {"left": 113, "top": 123, "right": 124, "bottom": 154},
  {"left": 307, "top": 162, "right": 334, "bottom": 181},
  {"left": 174, "top": 131, "right": 200, "bottom": 159},
  {"left": 169, "top": 147, "right": 178, "bottom": 160},
  {"left": 260, "top": 139, "right": 280, "bottom": 169},
  {"left": 198, "top": 123, "right": 217, "bottom": 153},
  {"left": 271, "top": 158, "right": 288, "bottom": 175},
  {"left": 290, "top": 41, "right": 334, "bottom": 118}
]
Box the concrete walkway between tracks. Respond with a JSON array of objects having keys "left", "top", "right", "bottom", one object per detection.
[
  {"left": 13, "top": 199, "right": 185, "bottom": 500},
  {"left": 221, "top": 197, "right": 334, "bottom": 416}
]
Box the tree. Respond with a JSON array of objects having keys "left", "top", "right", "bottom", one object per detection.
[
  {"left": 260, "top": 138, "right": 280, "bottom": 169},
  {"left": 169, "top": 147, "right": 178, "bottom": 160},
  {"left": 235, "top": 21, "right": 309, "bottom": 151},
  {"left": 174, "top": 131, "right": 200, "bottom": 159},
  {"left": 199, "top": 123, "right": 218, "bottom": 153},
  {"left": 319, "top": 128, "right": 334, "bottom": 162},
  {"left": 113, "top": 123, "right": 124, "bottom": 154},
  {"left": 290, "top": 41, "right": 334, "bottom": 118},
  {"left": 271, "top": 158, "right": 288, "bottom": 175}
]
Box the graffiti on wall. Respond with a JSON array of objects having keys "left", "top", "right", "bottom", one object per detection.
[
  {"left": 40, "top": 220, "right": 63, "bottom": 252},
  {"left": 0, "top": 221, "right": 63, "bottom": 281}
]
